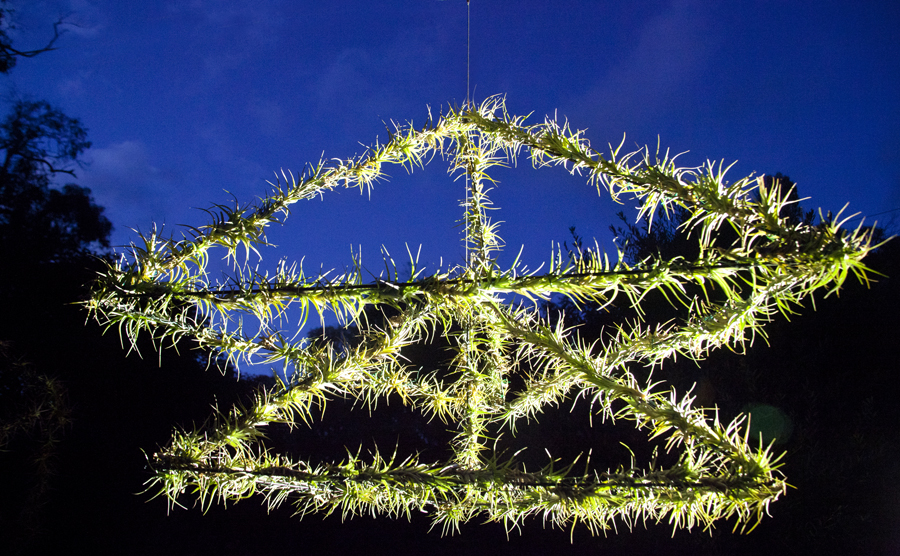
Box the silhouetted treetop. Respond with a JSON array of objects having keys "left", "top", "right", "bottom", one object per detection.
[
  {"left": 0, "top": 1, "right": 64, "bottom": 74},
  {"left": 0, "top": 99, "right": 91, "bottom": 179},
  {"left": 0, "top": 100, "right": 109, "bottom": 266}
]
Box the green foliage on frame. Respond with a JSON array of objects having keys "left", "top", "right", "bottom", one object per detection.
[{"left": 86, "top": 95, "right": 879, "bottom": 535}]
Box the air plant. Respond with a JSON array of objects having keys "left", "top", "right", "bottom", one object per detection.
[{"left": 86, "top": 95, "right": 880, "bottom": 536}]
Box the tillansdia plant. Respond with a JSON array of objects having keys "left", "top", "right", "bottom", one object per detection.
[{"left": 86, "top": 95, "right": 880, "bottom": 535}]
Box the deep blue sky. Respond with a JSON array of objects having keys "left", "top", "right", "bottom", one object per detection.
[{"left": 6, "top": 0, "right": 900, "bottom": 282}]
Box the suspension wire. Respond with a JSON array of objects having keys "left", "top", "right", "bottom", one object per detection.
[
  {"left": 465, "top": 0, "right": 471, "bottom": 270},
  {"left": 467, "top": 0, "right": 471, "bottom": 107}
]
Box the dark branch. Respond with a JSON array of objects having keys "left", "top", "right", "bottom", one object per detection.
[{"left": 5, "top": 18, "right": 65, "bottom": 59}]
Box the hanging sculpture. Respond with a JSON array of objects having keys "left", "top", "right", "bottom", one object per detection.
[{"left": 87, "top": 96, "right": 878, "bottom": 535}]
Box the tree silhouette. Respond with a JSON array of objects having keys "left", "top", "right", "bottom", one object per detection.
[
  {"left": 0, "top": 99, "right": 109, "bottom": 267},
  {"left": 0, "top": 21, "right": 106, "bottom": 543},
  {"left": 0, "top": 95, "right": 253, "bottom": 552},
  {"left": 0, "top": 13, "right": 264, "bottom": 552}
]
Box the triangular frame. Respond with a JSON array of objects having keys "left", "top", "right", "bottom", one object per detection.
[{"left": 88, "top": 95, "right": 877, "bottom": 534}]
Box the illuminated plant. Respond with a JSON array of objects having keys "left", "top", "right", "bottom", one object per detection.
[{"left": 86, "top": 95, "right": 878, "bottom": 535}]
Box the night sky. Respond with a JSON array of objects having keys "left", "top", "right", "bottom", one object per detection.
[{"left": 7, "top": 0, "right": 899, "bottom": 274}]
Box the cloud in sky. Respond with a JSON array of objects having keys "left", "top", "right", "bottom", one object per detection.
[
  {"left": 314, "top": 48, "right": 373, "bottom": 107},
  {"left": 56, "top": 69, "right": 92, "bottom": 97},
  {"left": 247, "top": 97, "right": 286, "bottom": 138},
  {"left": 165, "top": 0, "right": 285, "bottom": 86},
  {"left": 84, "top": 140, "right": 157, "bottom": 186},
  {"left": 60, "top": 0, "right": 106, "bottom": 38},
  {"left": 567, "top": 0, "right": 723, "bottom": 137},
  {"left": 166, "top": 0, "right": 282, "bottom": 42},
  {"left": 78, "top": 140, "right": 178, "bottom": 241},
  {"left": 12, "top": 0, "right": 106, "bottom": 39},
  {"left": 79, "top": 135, "right": 271, "bottom": 246},
  {"left": 307, "top": 26, "right": 451, "bottom": 133}
]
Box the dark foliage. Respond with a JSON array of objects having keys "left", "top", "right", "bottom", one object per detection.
[
  {"left": 0, "top": 97, "right": 251, "bottom": 554},
  {"left": 0, "top": 99, "right": 110, "bottom": 270}
]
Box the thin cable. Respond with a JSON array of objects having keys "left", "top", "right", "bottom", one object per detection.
[
  {"left": 861, "top": 207, "right": 900, "bottom": 218},
  {"left": 466, "top": 0, "right": 470, "bottom": 107},
  {"left": 464, "top": 0, "right": 471, "bottom": 270}
]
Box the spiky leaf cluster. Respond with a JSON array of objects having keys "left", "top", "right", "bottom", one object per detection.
[{"left": 86, "top": 95, "right": 879, "bottom": 535}]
